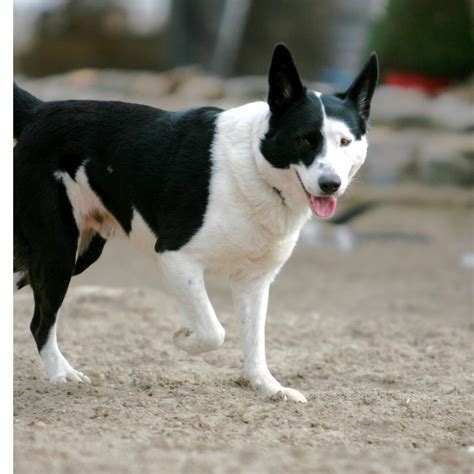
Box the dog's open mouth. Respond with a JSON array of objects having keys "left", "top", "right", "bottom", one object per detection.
[{"left": 296, "top": 171, "right": 337, "bottom": 219}]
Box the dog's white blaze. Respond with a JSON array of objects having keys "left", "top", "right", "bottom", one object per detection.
[
  {"left": 320, "top": 118, "right": 367, "bottom": 192},
  {"left": 294, "top": 92, "right": 368, "bottom": 196},
  {"left": 40, "top": 318, "right": 90, "bottom": 383}
]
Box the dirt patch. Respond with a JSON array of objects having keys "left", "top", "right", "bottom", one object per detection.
[{"left": 14, "top": 201, "right": 474, "bottom": 473}]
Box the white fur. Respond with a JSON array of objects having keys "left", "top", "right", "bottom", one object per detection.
[
  {"left": 40, "top": 318, "right": 90, "bottom": 383},
  {"left": 294, "top": 92, "right": 368, "bottom": 197},
  {"left": 164, "top": 102, "right": 314, "bottom": 401},
  {"left": 56, "top": 165, "right": 119, "bottom": 240},
  {"left": 231, "top": 275, "right": 306, "bottom": 402},
  {"left": 160, "top": 252, "right": 225, "bottom": 354},
  {"left": 58, "top": 167, "right": 157, "bottom": 259},
  {"left": 182, "top": 102, "right": 309, "bottom": 277},
  {"left": 51, "top": 94, "right": 368, "bottom": 400},
  {"left": 166, "top": 95, "right": 368, "bottom": 401}
]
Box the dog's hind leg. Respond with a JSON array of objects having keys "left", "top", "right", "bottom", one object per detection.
[
  {"left": 160, "top": 252, "right": 225, "bottom": 355},
  {"left": 29, "top": 232, "right": 90, "bottom": 383},
  {"left": 73, "top": 233, "right": 107, "bottom": 276}
]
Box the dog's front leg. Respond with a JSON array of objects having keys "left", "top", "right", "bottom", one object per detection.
[
  {"left": 160, "top": 251, "right": 225, "bottom": 354},
  {"left": 232, "top": 276, "right": 307, "bottom": 402}
]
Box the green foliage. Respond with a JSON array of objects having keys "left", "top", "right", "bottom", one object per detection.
[{"left": 368, "top": 0, "right": 473, "bottom": 79}]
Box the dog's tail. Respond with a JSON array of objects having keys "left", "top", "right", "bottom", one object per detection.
[{"left": 14, "top": 82, "right": 42, "bottom": 139}]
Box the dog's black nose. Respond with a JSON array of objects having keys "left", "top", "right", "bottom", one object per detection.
[{"left": 319, "top": 175, "right": 341, "bottom": 194}]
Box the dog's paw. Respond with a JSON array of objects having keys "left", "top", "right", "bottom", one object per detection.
[
  {"left": 50, "top": 369, "right": 91, "bottom": 384},
  {"left": 173, "top": 326, "right": 225, "bottom": 355},
  {"left": 251, "top": 376, "right": 307, "bottom": 403},
  {"left": 270, "top": 387, "right": 307, "bottom": 403}
]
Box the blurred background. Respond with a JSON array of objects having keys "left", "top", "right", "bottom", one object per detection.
[
  {"left": 13, "top": 0, "right": 473, "bottom": 273},
  {"left": 14, "top": 2, "right": 474, "bottom": 472},
  {"left": 13, "top": 0, "right": 473, "bottom": 187}
]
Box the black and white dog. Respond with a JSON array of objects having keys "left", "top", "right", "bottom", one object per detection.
[{"left": 14, "top": 44, "right": 378, "bottom": 402}]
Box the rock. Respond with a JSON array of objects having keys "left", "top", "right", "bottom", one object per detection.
[
  {"left": 128, "top": 72, "right": 179, "bottom": 98},
  {"left": 175, "top": 75, "right": 224, "bottom": 100},
  {"left": 364, "top": 126, "right": 421, "bottom": 184},
  {"left": 445, "top": 76, "right": 474, "bottom": 102},
  {"left": 241, "top": 411, "right": 253, "bottom": 424},
  {"left": 365, "top": 127, "right": 474, "bottom": 187},
  {"left": 65, "top": 68, "right": 98, "bottom": 87},
  {"left": 371, "top": 85, "right": 430, "bottom": 127},
  {"left": 224, "top": 75, "right": 267, "bottom": 99},
  {"left": 411, "top": 134, "right": 474, "bottom": 186},
  {"left": 429, "top": 93, "right": 474, "bottom": 132},
  {"left": 371, "top": 84, "right": 474, "bottom": 132}
]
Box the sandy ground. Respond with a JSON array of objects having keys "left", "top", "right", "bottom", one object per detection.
[{"left": 14, "top": 193, "right": 474, "bottom": 473}]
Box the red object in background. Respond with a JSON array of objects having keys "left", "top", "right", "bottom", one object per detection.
[{"left": 385, "top": 71, "right": 452, "bottom": 95}]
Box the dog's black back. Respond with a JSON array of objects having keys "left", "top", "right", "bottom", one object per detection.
[
  {"left": 14, "top": 83, "right": 221, "bottom": 354},
  {"left": 14, "top": 84, "right": 223, "bottom": 263}
]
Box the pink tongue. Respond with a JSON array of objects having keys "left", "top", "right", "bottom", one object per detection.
[{"left": 310, "top": 195, "right": 337, "bottom": 219}]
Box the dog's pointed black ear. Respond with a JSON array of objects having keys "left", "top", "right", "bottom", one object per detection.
[
  {"left": 341, "top": 52, "right": 379, "bottom": 122},
  {"left": 267, "top": 43, "right": 305, "bottom": 112}
]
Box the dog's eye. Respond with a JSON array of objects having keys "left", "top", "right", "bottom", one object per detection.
[{"left": 340, "top": 138, "right": 352, "bottom": 147}]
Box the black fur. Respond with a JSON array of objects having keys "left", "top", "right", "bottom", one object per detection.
[
  {"left": 267, "top": 43, "right": 306, "bottom": 113},
  {"left": 14, "top": 91, "right": 221, "bottom": 249},
  {"left": 321, "top": 54, "right": 379, "bottom": 138},
  {"left": 14, "top": 84, "right": 221, "bottom": 353},
  {"left": 335, "top": 53, "right": 379, "bottom": 124},
  {"left": 14, "top": 83, "right": 42, "bottom": 139},
  {"left": 260, "top": 45, "right": 379, "bottom": 171},
  {"left": 262, "top": 44, "right": 328, "bottom": 169},
  {"left": 73, "top": 234, "right": 107, "bottom": 276},
  {"left": 13, "top": 44, "right": 378, "bottom": 368},
  {"left": 260, "top": 91, "right": 324, "bottom": 169},
  {"left": 320, "top": 94, "right": 366, "bottom": 139}
]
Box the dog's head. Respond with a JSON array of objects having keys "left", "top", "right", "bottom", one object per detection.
[{"left": 259, "top": 44, "right": 378, "bottom": 218}]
